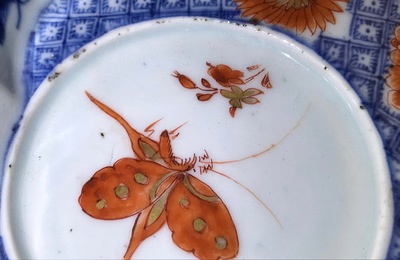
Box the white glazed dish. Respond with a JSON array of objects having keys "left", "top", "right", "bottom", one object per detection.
[{"left": 0, "top": 18, "right": 393, "bottom": 259}]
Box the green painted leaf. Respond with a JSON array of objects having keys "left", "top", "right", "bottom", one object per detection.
[
  {"left": 229, "top": 98, "right": 242, "bottom": 108},
  {"left": 243, "top": 88, "right": 263, "bottom": 97},
  {"left": 230, "top": 86, "right": 243, "bottom": 97},
  {"left": 220, "top": 89, "right": 235, "bottom": 99},
  {"left": 242, "top": 97, "right": 260, "bottom": 104}
]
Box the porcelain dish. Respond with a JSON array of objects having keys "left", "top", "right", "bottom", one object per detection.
[{"left": 0, "top": 1, "right": 398, "bottom": 259}]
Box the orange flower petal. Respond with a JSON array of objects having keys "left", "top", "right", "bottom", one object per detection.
[
  {"left": 270, "top": 8, "right": 289, "bottom": 24},
  {"left": 391, "top": 49, "right": 400, "bottom": 66},
  {"left": 395, "top": 26, "right": 400, "bottom": 41},
  {"left": 304, "top": 6, "right": 317, "bottom": 34},
  {"left": 387, "top": 65, "right": 400, "bottom": 91},
  {"left": 296, "top": 7, "right": 308, "bottom": 33},
  {"left": 315, "top": 0, "right": 343, "bottom": 12},
  {"left": 196, "top": 93, "right": 215, "bottom": 101},
  {"left": 314, "top": 3, "right": 336, "bottom": 24},
  {"left": 242, "top": 3, "right": 271, "bottom": 17},
  {"left": 391, "top": 38, "right": 400, "bottom": 49},
  {"left": 272, "top": 0, "right": 288, "bottom": 8},
  {"left": 311, "top": 5, "right": 327, "bottom": 31},
  {"left": 229, "top": 70, "right": 244, "bottom": 78},
  {"left": 216, "top": 64, "right": 231, "bottom": 75},
  {"left": 235, "top": 0, "right": 264, "bottom": 9},
  {"left": 252, "top": 6, "right": 278, "bottom": 22},
  {"left": 229, "top": 78, "right": 245, "bottom": 85},
  {"left": 285, "top": 9, "right": 300, "bottom": 31},
  {"left": 265, "top": 7, "right": 285, "bottom": 23},
  {"left": 391, "top": 91, "right": 400, "bottom": 109},
  {"left": 277, "top": 7, "right": 296, "bottom": 27}
]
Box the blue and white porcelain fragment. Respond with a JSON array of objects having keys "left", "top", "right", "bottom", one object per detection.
[{"left": 0, "top": 0, "right": 399, "bottom": 259}]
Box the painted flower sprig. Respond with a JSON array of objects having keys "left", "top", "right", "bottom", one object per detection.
[{"left": 173, "top": 62, "right": 272, "bottom": 117}]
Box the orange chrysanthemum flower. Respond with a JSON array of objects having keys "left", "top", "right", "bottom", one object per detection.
[{"left": 234, "top": 0, "right": 349, "bottom": 34}]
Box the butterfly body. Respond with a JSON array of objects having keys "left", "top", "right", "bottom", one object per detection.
[{"left": 79, "top": 92, "right": 239, "bottom": 259}]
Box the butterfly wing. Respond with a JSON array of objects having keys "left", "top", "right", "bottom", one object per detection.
[
  {"left": 79, "top": 158, "right": 172, "bottom": 219},
  {"left": 123, "top": 175, "right": 179, "bottom": 259},
  {"left": 166, "top": 174, "right": 239, "bottom": 259}
]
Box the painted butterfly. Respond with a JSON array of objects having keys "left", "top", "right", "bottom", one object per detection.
[{"left": 79, "top": 91, "right": 239, "bottom": 259}]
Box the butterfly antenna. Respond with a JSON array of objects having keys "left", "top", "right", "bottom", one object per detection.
[
  {"left": 211, "top": 105, "right": 310, "bottom": 165},
  {"left": 210, "top": 168, "right": 282, "bottom": 228}
]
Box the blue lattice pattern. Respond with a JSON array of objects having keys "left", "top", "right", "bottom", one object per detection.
[
  {"left": 317, "top": 0, "right": 400, "bottom": 166},
  {"left": 24, "top": 0, "right": 241, "bottom": 98},
  {"left": 316, "top": 1, "right": 400, "bottom": 258}
]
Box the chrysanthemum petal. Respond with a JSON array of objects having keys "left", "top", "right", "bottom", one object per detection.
[
  {"left": 276, "top": 7, "right": 296, "bottom": 27},
  {"left": 234, "top": 0, "right": 264, "bottom": 9},
  {"left": 296, "top": 7, "right": 308, "bottom": 33},
  {"left": 272, "top": 0, "right": 289, "bottom": 8},
  {"left": 251, "top": 6, "right": 279, "bottom": 22},
  {"left": 285, "top": 9, "right": 300, "bottom": 31},
  {"left": 395, "top": 26, "right": 400, "bottom": 42},
  {"left": 387, "top": 66, "right": 400, "bottom": 91},
  {"left": 391, "top": 50, "right": 400, "bottom": 66},
  {"left": 304, "top": 6, "right": 317, "bottom": 34},
  {"left": 391, "top": 91, "right": 400, "bottom": 109},
  {"left": 391, "top": 38, "right": 400, "bottom": 49},
  {"left": 242, "top": 3, "right": 271, "bottom": 17},
  {"left": 270, "top": 8, "right": 289, "bottom": 23},
  {"left": 314, "top": 3, "right": 336, "bottom": 24},
  {"left": 311, "top": 5, "right": 327, "bottom": 31},
  {"left": 315, "top": 0, "right": 343, "bottom": 12},
  {"left": 265, "top": 8, "right": 286, "bottom": 23}
]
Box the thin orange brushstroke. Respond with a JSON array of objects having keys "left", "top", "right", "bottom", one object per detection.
[
  {"left": 169, "top": 121, "right": 188, "bottom": 140},
  {"left": 210, "top": 168, "right": 282, "bottom": 228},
  {"left": 210, "top": 105, "right": 309, "bottom": 165},
  {"left": 203, "top": 106, "right": 310, "bottom": 229},
  {"left": 245, "top": 68, "right": 265, "bottom": 83},
  {"left": 144, "top": 118, "right": 163, "bottom": 137}
]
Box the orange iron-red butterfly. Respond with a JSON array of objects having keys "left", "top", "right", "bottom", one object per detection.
[{"left": 79, "top": 91, "right": 239, "bottom": 259}]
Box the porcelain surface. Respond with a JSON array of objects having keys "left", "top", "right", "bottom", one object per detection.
[
  {"left": 0, "top": 17, "right": 393, "bottom": 259},
  {"left": 0, "top": 0, "right": 399, "bottom": 259}
]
